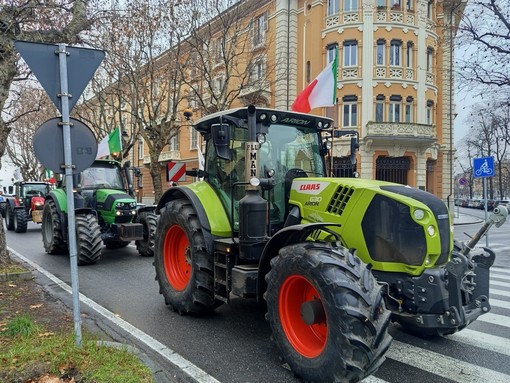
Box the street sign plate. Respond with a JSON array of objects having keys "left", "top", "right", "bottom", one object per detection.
[
  {"left": 473, "top": 157, "right": 494, "bottom": 178},
  {"left": 14, "top": 41, "right": 105, "bottom": 114},
  {"left": 33, "top": 117, "right": 98, "bottom": 174}
]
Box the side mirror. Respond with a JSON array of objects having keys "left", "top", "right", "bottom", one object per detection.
[{"left": 212, "top": 123, "right": 231, "bottom": 160}]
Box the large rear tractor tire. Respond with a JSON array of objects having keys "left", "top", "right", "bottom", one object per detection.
[
  {"left": 265, "top": 242, "right": 392, "bottom": 383},
  {"left": 75, "top": 214, "right": 103, "bottom": 265},
  {"left": 42, "top": 200, "right": 67, "bottom": 254},
  {"left": 5, "top": 205, "right": 14, "bottom": 231},
  {"left": 14, "top": 209, "right": 28, "bottom": 233},
  {"left": 154, "top": 199, "right": 220, "bottom": 314},
  {"left": 136, "top": 211, "right": 158, "bottom": 257}
]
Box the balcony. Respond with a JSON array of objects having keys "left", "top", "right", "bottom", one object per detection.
[
  {"left": 143, "top": 150, "right": 181, "bottom": 165},
  {"left": 364, "top": 121, "right": 436, "bottom": 150},
  {"left": 239, "top": 80, "right": 272, "bottom": 105}
]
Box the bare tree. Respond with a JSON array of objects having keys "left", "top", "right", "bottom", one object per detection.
[
  {"left": 77, "top": 0, "right": 190, "bottom": 202},
  {"left": 0, "top": 0, "right": 95, "bottom": 265},
  {"left": 6, "top": 86, "right": 56, "bottom": 181},
  {"left": 457, "top": 0, "right": 510, "bottom": 93}
]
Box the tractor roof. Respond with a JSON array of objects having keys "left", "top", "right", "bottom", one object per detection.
[
  {"left": 92, "top": 159, "right": 122, "bottom": 167},
  {"left": 193, "top": 107, "right": 334, "bottom": 135}
]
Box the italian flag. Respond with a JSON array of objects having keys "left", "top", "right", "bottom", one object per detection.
[
  {"left": 291, "top": 56, "right": 338, "bottom": 113},
  {"left": 96, "top": 127, "right": 122, "bottom": 159}
]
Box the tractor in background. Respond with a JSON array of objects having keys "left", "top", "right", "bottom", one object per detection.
[
  {"left": 152, "top": 106, "right": 504, "bottom": 382},
  {"left": 41, "top": 159, "right": 156, "bottom": 265},
  {"left": 4, "top": 181, "right": 52, "bottom": 233}
]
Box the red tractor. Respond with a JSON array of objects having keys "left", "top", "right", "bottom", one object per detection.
[{"left": 4, "top": 181, "right": 52, "bottom": 233}]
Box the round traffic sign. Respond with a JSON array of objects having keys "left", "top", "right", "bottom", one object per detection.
[
  {"left": 33, "top": 117, "right": 98, "bottom": 174},
  {"left": 459, "top": 177, "right": 467, "bottom": 186}
]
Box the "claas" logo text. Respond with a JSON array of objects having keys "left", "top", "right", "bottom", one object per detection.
[{"left": 299, "top": 183, "right": 321, "bottom": 191}]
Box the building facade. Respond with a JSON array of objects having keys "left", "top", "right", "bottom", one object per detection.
[{"left": 137, "top": 0, "right": 457, "bottom": 205}]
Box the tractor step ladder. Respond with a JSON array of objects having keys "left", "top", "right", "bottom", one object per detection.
[{"left": 214, "top": 251, "right": 230, "bottom": 303}]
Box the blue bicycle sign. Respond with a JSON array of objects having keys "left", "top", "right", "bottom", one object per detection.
[{"left": 473, "top": 157, "right": 494, "bottom": 178}]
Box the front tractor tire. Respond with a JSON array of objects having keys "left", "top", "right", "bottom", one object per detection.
[
  {"left": 14, "top": 209, "right": 28, "bottom": 233},
  {"left": 135, "top": 211, "right": 158, "bottom": 257},
  {"left": 42, "top": 200, "right": 67, "bottom": 254},
  {"left": 154, "top": 199, "right": 219, "bottom": 315},
  {"left": 75, "top": 214, "right": 103, "bottom": 265},
  {"left": 265, "top": 242, "right": 392, "bottom": 383},
  {"left": 5, "top": 205, "right": 14, "bottom": 231}
]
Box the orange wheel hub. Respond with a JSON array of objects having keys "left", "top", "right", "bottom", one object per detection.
[
  {"left": 163, "top": 225, "right": 191, "bottom": 291},
  {"left": 279, "top": 275, "right": 327, "bottom": 358}
]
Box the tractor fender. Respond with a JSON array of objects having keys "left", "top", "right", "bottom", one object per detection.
[
  {"left": 137, "top": 204, "right": 156, "bottom": 215},
  {"left": 257, "top": 222, "right": 343, "bottom": 301},
  {"left": 157, "top": 185, "right": 229, "bottom": 254},
  {"left": 5, "top": 197, "right": 20, "bottom": 210}
]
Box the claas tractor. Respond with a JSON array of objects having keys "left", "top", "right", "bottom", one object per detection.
[
  {"left": 152, "top": 106, "right": 504, "bottom": 382},
  {"left": 41, "top": 159, "right": 156, "bottom": 265},
  {"left": 4, "top": 181, "right": 52, "bottom": 233}
]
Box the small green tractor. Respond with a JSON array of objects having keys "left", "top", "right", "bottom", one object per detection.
[
  {"left": 41, "top": 159, "right": 157, "bottom": 265},
  {"left": 4, "top": 181, "right": 52, "bottom": 233},
  {"left": 152, "top": 106, "right": 504, "bottom": 382}
]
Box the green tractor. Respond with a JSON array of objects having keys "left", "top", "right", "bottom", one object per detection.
[
  {"left": 41, "top": 159, "right": 156, "bottom": 265},
  {"left": 152, "top": 106, "right": 504, "bottom": 382}
]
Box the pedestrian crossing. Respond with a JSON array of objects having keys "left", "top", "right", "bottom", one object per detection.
[{"left": 363, "top": 267, "right": 510, "bottom": 382}]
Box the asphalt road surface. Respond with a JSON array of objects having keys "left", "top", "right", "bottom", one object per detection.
[{"left": 6, "top": 211, "right": 510, "bottom": 383}]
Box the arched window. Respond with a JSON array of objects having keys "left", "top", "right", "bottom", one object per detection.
[
  {"left": 389, "top": 95, "right": 402, "bottom": 122},
  {"left": 343, "top": 95, "right": 358, "bottom": 127},
  {"left": 390, "top": 40, "right": 402, "bottom": 66},
  {"left": 343, "top": 41, "right": 358, "bottom": 67},
  {"left": 405, "top": 96, "right": 413, "bottom": 122},
  {"left": 426, "top": 47, "right": 434, "bottom": 71},
  {"left": 376, "top": 94, "right": 385, "bottom": 122},
  {"left": 376, "top": 39, "right": 385, "bottom": 65},
  {"left": 406, "top": 42, "right": 413, "bottom": 67},
  {"left": 426, "top": 100, "right": 434, "bottom": 124},
  {"left": 427, "top": 0, "right": 433, "bottom": 19}
]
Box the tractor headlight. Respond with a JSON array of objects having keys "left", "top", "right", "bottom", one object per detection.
[
  {"left": 413, "top": 209, "right": 425, "bottom": 220},
  {"left": 34, "top": 201, "right": 42, "bottom": 206},
  {"left": 427, "top": 225, "right": 436, "bottom": 236}
]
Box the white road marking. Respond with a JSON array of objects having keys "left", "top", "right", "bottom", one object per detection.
[
  {"left": 491, "top": 288, "right": 510, "bottom": 298},
  {"left": 387, "top": 340, "right": 510, "bottom": 383},
  {"left": 477, "top": 313, "right": 510, "bottom": 328},
  {"left": 448, "top": 329, "right": 510, "bottom": 357},
  {"left": 491, "top": 298, "right": 510, "bottom": 310},
  {"left": 9, "top": 248, "right": 221, "bottom": 383}
]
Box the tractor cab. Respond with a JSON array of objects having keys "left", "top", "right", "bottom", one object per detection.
[{"left": 196, "top": 107, "right": 331, "bottom": 233}]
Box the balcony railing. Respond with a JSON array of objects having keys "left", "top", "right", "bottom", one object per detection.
[{"left": 143, "top": 150, "right": 181, "bottom": 165}]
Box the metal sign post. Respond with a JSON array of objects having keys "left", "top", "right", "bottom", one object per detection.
[{"left": 56, "top": 44, "right": 82, "bottom": 346}]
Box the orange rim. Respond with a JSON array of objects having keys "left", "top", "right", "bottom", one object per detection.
[
  {"left": 279, "top": 275, "right": 327, "bottom": 358},
  {"left": 163, "top": 225, "right": 191, "bottom": 291}
]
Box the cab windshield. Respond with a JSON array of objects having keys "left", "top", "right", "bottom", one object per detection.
[{"left": 80, "top": 166, "right": 125, "bottom": 190}]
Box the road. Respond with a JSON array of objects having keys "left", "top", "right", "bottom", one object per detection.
[{"left": 6, "top": 211, "right": 510, "bottom": 383}]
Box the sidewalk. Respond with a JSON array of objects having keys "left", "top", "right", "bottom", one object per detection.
[{"left": 453, "top": 212, "right": 484, "bottom": 226}]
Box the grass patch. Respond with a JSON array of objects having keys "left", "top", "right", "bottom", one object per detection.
[{"left": 0, "top": 314, "right": 154, "bottom": 383}]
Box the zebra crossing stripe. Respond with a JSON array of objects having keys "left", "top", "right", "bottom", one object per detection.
[
  {"left": 491, "top": 280, "right": 510, "bottom": 288},
  {"left": 387, "top": 340, "right": 510, "bottom": 382},
  {"left": 477, "top": 313, "right": 510, "bottom": 328},
  {"left": 491, "top": 288, "right": 510, "bottom": 298},
  {"left": 448, "top": 329, "right": 510, "bottom": 357},
  {"left": 492, "top": 267, "right": 510, "bottom": 273},
  {"left": 491, "top": 298, "right": 510, "bottom": 310}
]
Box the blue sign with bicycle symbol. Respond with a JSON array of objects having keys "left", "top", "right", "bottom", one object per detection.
[{"left": 473, "top": 156, "right": 494, "bottom": 178}]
